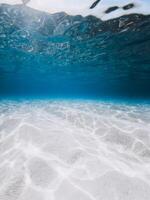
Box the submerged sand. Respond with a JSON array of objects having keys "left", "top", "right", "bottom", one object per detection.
[{"left": 0, "top": 100, "right": 150, "bottom": 199}]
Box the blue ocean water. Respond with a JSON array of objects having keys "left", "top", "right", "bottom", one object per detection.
[
  {"left": 0, "top": 4, "right": 150, "bottom": 101},
  {"left": 1, "top": 5, "right": 150, "bottom": 199}
]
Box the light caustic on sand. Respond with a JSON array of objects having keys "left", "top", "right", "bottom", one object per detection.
[{"left": 0, "top": 100, "right": 150, "bottom": 200}]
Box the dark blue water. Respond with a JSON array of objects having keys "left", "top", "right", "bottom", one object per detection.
[{"left": 0, "top": 4, "right": 150, "bottom": 101}]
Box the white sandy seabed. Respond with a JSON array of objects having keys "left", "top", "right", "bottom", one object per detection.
[{"left": 0, "top": 100, "right": 150, "bottom": 200}]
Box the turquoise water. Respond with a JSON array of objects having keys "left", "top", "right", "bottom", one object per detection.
[
  {"left": 0, "top": 4, "right": 150, "bottom": 101},
  {"left": 1, "top": 5, "right": 150, "bottom": 199}
]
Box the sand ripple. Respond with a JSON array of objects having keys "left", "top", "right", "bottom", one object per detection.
[{"left": 0, "top": 100, "right": 150, "bottom": 200}]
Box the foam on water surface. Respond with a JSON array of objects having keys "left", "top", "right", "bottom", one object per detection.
[
  {"left": 0, "top": 100, "right": 150, "bottom": 200},
  {"left": 0, "top": 0, "right": 150, "bottom": 20}
]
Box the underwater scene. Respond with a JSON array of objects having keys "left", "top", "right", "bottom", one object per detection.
[{"left": 0, "top": 0, "right": 150, "bottom": 199}]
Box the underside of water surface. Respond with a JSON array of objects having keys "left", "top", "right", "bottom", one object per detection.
[{"left": 0, "top": 3, "right": 150, "bottom": 100}]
